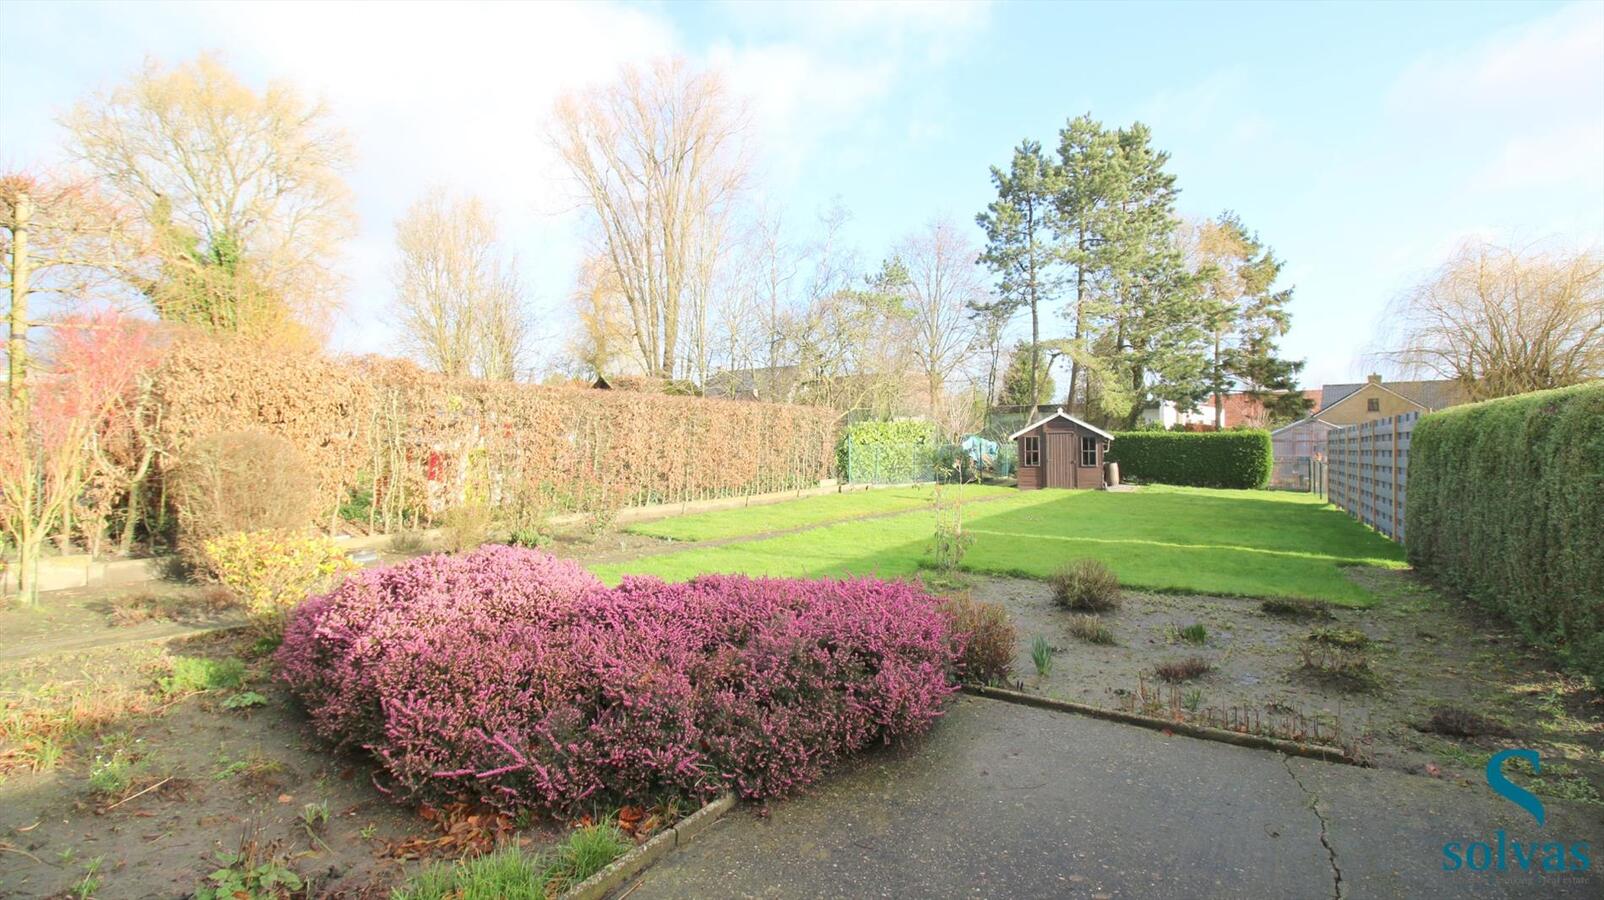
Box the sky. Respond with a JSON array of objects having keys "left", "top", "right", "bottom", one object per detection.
[{"left": 3, "top": 0, "right": 1602, "bottom": 389}]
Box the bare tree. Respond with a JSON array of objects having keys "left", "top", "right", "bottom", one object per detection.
[
  {"left": 392, "top": 188, "right": 530, "bottom": 380},
  {"left": 552, "top": 58, "right": 747, "bottom": 378},
  {"left": 1380, "top": 241, "right": 1604, "bottom": 400},
  {"left": 901, "top": 219, "right": 983, "bottom": 413},
  {"left": 64, "top": 54, "right": 355, "bottom": 340},
  {"left": 2, "top": 174, "right": 142, "bottom": 413},
  {"left": 569, "top": 252, "right": 639, "bottom": 379}
]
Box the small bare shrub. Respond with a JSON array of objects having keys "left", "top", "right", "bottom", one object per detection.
[
  {"left": 1298, "top": 644, "right": 1379, "bottom": 693},
  {"left": 441, "top": 504, "right": 493, "bottom": 553},
  {"left": 1420, "top": 706, "right": 1513, "bottom": 738},
  {"left": 107, "top": 589, "right": 234, "bottom": 625},
  {"left": 1066, "top": 614, "right": 1115, "bottom": 645},
  {"left": 1049, "top": 559, "right": 1120, "bottom": 612},
  {"left": 170, "top": 430, "right": 319, "bottom": 566},
  {"left": 1260, "top": 598, "right": 1334, "bottom": 621},
  {"left": 1154, "top": 656, "right": 1212, "bottom": 683},
  {"left": 940, "top": 593, "right": 1016, "bottom": 685},
  {"left": 388, "top": 531, "right": 428, "bottom": 554}
]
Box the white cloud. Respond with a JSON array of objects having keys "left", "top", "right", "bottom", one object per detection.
[
  {"left": 1387, "top": 1, "right": 1604, "bottom": 195},
  {"left": 7, "top": 0, "right": 990, "bottom": 360}
]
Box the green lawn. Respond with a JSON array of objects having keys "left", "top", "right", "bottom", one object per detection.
[
  {"left": 594, "top": 485, "right": 1406, "bottom": 606},
  {"left": 626, "top": 484, "right": 1015, "bottom": 542}
]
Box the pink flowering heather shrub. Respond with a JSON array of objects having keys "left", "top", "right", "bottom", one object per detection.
[{"left": 276, "top": 549, "right": 960, "bottom": 816}]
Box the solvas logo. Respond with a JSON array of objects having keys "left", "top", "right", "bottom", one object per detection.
[{"left": 1441, "top": 749, "right": 1591, "bottom": 873}]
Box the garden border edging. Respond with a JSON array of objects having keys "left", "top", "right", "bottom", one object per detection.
[
  {"left": 561, "top": 792, "right": 736, "bottom": 900},
  {"left": 964, "top": 684, "right": 1359, "bottom": 766}
]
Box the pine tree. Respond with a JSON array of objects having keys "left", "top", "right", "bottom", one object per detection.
[
  {"left": 1054, "top": 116, "right": 1124, "bottom": 412},
  {"left": 999, "top": 342, "right": 1056, "bottom": 406},
  {"left": 1061, "top": 120, "right": 1208, "bottom": 426},
  {"left": 1190, "top": 212, "right": 1309, "bottom": 426},
  {"left": 976, "top": 141, "right": 1058, "bottom": 418}
]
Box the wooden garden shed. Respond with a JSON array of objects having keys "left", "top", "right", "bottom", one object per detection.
[{"left": 1009, "top": 412, "right": 1115, "bottom": 490}]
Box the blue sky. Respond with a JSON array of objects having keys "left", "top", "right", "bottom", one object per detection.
[{"left": 4, "top": 0, "right": 1601, "bottom": 388}]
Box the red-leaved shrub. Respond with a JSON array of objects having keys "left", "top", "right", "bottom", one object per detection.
[{"left": 276, "top": 546, "right": 960, "bottom": 815}]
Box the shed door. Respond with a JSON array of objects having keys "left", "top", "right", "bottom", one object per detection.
[{"left": 1047, "top": 431, "right": 1077, "bottom": 488}]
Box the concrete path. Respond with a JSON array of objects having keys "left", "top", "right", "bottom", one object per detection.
[{"left": 626, "top": 697, "right": 1602, "bottom": 899}]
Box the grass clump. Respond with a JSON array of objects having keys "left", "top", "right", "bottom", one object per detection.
[
  {"left": 1172, "top": 623, "right": 1208, "bottom": 645},
  {"left": 1154, "top": 657, "right": 1212, "bottom": 683},
  {"left": 158, "top": 657, "right": 246, "bottom": 697},
  {"left": 1066, "top": 614, "right": 1115, "bottom": 645},
  {"left": 1050, "top": 559, "right": 1120, "bottom": 612},
  {"left": 1030, "top": 635, "right": 1054, "bottom": 678},
  {"left": 939, "top": 593, "right": 1015, "bottom": 685},
  {"left": 395, "top": 825, "right": 631, "bottom": 899},
  {"left": 1260, "top": 598, "right": 1334, "bottom": 621}
]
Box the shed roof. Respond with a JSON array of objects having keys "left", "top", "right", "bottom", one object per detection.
[{"left": 1007, "top": 411, "right": 1116, "bottom": 442}]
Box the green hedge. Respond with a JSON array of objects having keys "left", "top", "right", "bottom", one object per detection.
[
  {"left": 838, "top": 420, "right": 938, "bottom": 484},
  {"left": 1406, "top": 383, "right": 1604, "bottom": 684},
  {"left": 1106, "top": 431, "right": 1272, "bottom": 489}
]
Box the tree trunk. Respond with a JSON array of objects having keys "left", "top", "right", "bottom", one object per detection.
[
  {"left": 7, "top": 192, "right": 30, "bottom": 409},
  {"left": 1026, "top": 200, "right": 1040, "bottom": 421},
  {"left": 14, "top": 532, "right": 42, "bottom": 608},
  {"left": 118, "top": 469, "right": 145, "bottom": 557},
  {"left": 1067, "top": 224, "right": 1086, "bottom": 413},
  {"left": 1213, "top": 333, "right": 1223, "bottom": 429}
]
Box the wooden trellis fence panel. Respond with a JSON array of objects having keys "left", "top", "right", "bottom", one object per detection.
[{"left": 1323, "top": 412, "right": 1418, "bottom": 542}]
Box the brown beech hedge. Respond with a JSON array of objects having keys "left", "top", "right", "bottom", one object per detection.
[{"left": 148, "top": 336, "right": 837, "bottom": 533}]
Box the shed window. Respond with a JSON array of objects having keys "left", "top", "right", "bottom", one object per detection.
[
  {"left": 1021, "top": 436, "right": 1041, "bottom": 467},
  {"left": 1080, "top": 435, "right": 1098, "bottom": 467},
  {"left": 1366, "top": 398, "right": 1381, "bottom": 412}
]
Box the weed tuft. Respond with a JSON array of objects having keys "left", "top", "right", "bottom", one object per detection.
[
  {"left": 158, "top": 657, "right": 246, "bottom": 697},
  {"left": 1172, "top": 623, "right": 1207, "bottom": 645},
  {"left": 1066, "top": 614, "right": 1116, "bottom": 645},
  {"left": 1154, "top": 656, "right": 1212, "bottom": 683}
]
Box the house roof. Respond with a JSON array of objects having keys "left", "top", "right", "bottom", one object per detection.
[
  {"left": 1008, "top": 411, "right": 1116, "bottom": 442},
  {"left": 1318, "top": 379, "right": 1466, "bottom": 412}
]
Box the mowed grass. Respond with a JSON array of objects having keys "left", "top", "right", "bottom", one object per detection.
[
  {"left": 593, "top": 485, "right": 1406, "bottom": 606},
  {"left": 627, "top": 484, "right": 1015, "bottom": 542}
]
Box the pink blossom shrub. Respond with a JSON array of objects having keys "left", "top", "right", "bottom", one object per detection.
[{"left": 276, "top": 547, "right": 960, "bottom": 815}]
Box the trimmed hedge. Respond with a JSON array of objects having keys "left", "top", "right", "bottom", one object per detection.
[
  {"left": 1406, "top": 383, "right": 1604, "bottom": 684},
  {"left": 838, "top": 420, "right": 938, "bottom": 484},
  {"left": 1106, "top": 431, "right": 1273, "bottom": 489}
]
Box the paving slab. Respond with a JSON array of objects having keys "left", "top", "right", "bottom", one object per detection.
[{"left": 626, "top": 696, "right": 1603, "bottom": 899}]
